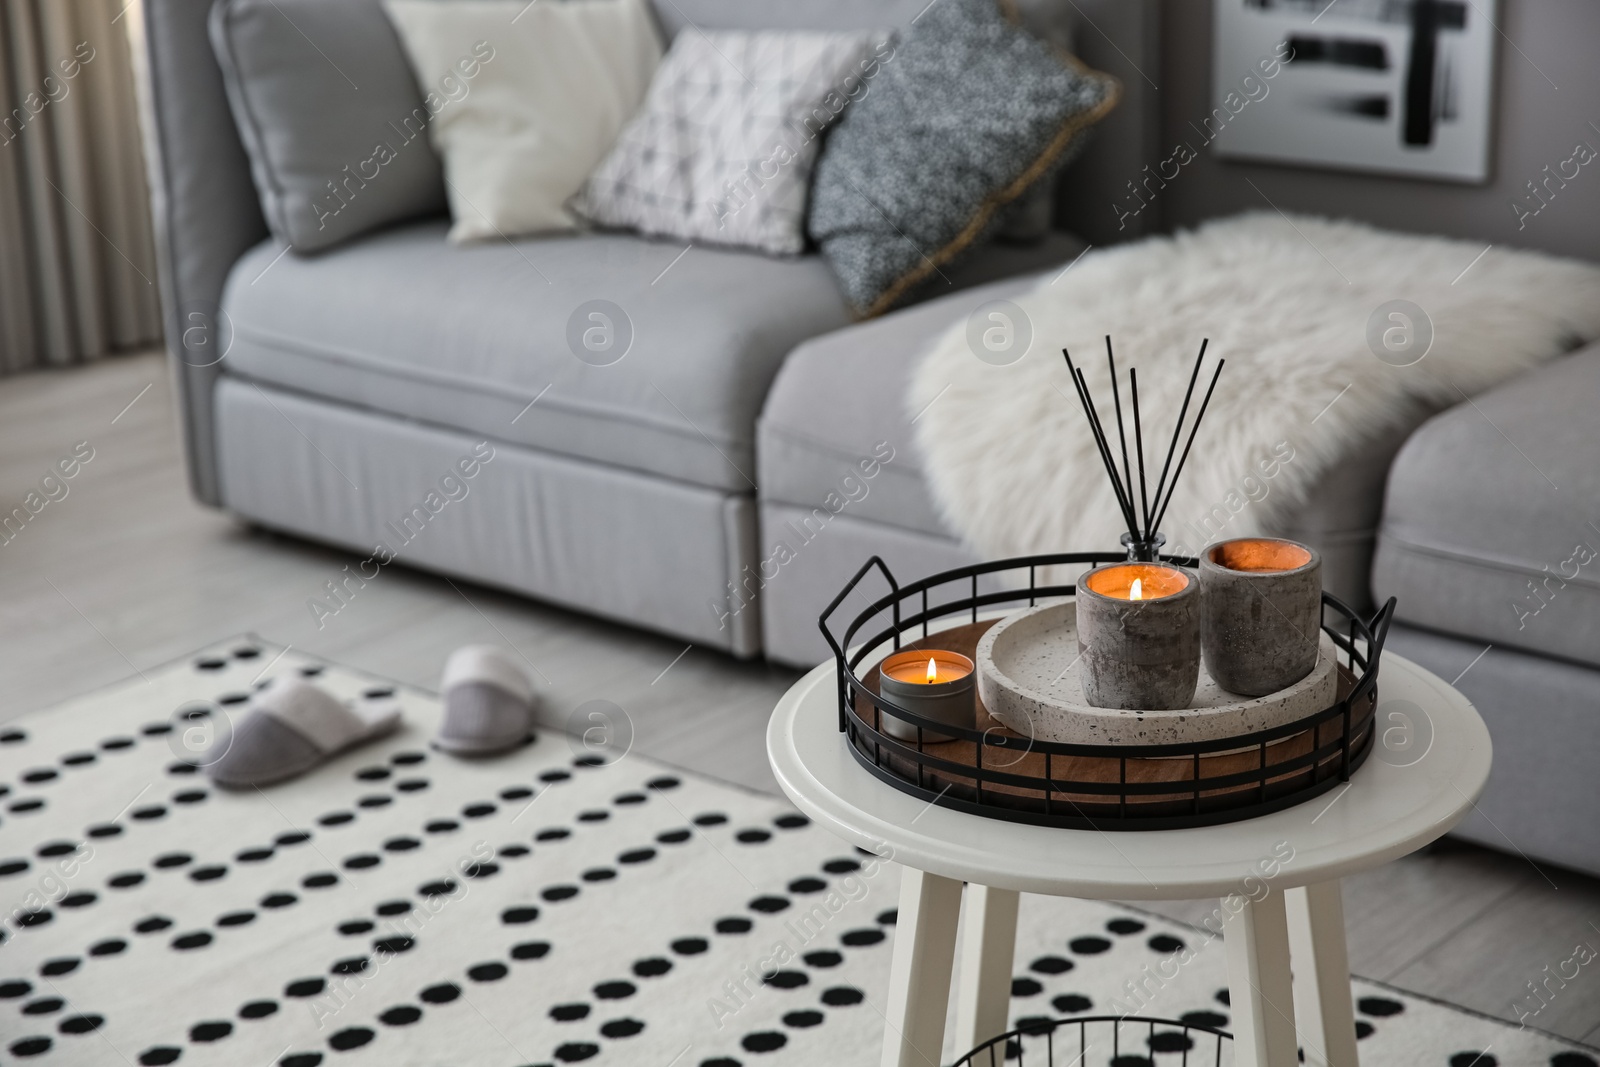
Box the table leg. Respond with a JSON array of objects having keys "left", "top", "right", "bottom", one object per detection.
[
  {"left": 882, "top": 867, "right": 964, "bottom": 1067},
  {"left": 1223, "top": 890, "right": 1299, "bottom": 1067},
  {"left": 952, "top": 884, "right": 1019, "bottom": 1062},
  {"left": 1286, "top": 881, "right": 1359, "bottom": 1067}
]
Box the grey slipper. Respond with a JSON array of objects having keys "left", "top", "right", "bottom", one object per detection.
[
  {"left": 434, "top": 645, "right": 537, "bottom": 755},
  {"left": 205, "top": 679, "right": 402, "bottom": 788}
]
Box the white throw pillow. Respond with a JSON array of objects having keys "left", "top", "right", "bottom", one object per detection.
[
  {"left": 574, "top": 29, "right": 890, "bottom": 255},
  {"left": 383, "top": 0, "right": 661, "bottom": 242}
]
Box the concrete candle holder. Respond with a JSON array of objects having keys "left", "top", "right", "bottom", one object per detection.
[
  {"left": 1075, "top": 562, "right": 1201, "bottom": 711},
  {"left": 876, "top": 649, "right": 975, "bottom": 742},
  {"left": 1200, "top": 537, "right": 1323, "bottom": 697}
]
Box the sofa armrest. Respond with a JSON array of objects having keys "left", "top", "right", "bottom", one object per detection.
[
  {"left": 1372, "top": 339, "right": 1600, "bottom": 666},
  {"left": 1254, "top": 403, "right": 1437, "bottom": 614},
  {"left": 137, "top": 0, "right": 269, "bottom": 506}
]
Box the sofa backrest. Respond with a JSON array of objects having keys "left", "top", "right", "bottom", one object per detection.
[
  {"left": 649, "top": 0, "right": 1068, "bottom": 40},
  {"left": 650, "top": 0, "right": 935, "bottom": 35}
]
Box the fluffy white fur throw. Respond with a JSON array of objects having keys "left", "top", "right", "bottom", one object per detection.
[{"left": 911, "top": 213, "right": 1600, "bottom": 561}]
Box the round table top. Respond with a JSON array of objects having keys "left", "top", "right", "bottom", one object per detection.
[{"left": 767, "top": 649, "right": 1492, "bottom": 900}]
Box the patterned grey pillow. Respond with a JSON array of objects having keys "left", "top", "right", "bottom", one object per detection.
[
  {"left": 574, "top": 29, "right": 889, "bottom": 255},
  {"left": 807, "top": 0, "right": 1118, "bottom": 316}
]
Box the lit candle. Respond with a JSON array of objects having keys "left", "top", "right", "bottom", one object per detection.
[
  {"left": 1075, "top": 562, "right": 1201, "bottom": 710},
  {"left": 1081, "top": 563, "right": 1191, "bottom": 602},
  {"left": 1199, "top": 537, "right": 1323, "bottom": 696},
  {"left": 875, "top": 649, "right": 975, "bottom": 742},
  {"left": 883, "top": 655, "right": 969, "bottom": 686}
]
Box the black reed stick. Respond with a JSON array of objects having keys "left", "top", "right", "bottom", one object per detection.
[
  {"left": 1059, "top": 339, "right": 1225, "bottom": 557},
  {"left": 1130, "top": 367, "right": 1150, "bottom": 535},
  {"left": 1151, "top": 357, "right": 1226, "bottom": 534},
  {"left": 1063, "top": 350, "right": 1139, "bottom": 538},
  {"left": 1075, "top": 365, "right": 1141, "bottom": 537},
  {"left": 1150, "top": 339, "right": 1208, "bottom": 521},
  {"left": 1105, "top": 338, "right": 1136, "bottom": 527},
  {"left": 1062, "top": 351, "right": 1124, "bottom": 513}
]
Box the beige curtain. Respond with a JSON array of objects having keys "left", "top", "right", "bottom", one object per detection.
[{"left": 0, "top": 0, "right": 160, "bottom": 375}]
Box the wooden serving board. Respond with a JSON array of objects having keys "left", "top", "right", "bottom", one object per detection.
[{"left": 851, "top": 619, "right": 1375, "bottom": 819}]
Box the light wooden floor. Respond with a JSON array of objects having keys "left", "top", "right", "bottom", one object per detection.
[{"left": 3, "top": 352, "right": 1598, "bottom": 1046}]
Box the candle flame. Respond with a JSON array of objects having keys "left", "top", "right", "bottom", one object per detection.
[
  {"left": 926, "top": 658, "right": 938, "bottom": 683},
  {"left": 1130, "top": 578, "right": 1143, "bottom": 601}
]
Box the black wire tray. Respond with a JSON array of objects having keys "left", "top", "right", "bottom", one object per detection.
[
  {"left": 819, "top": 552, "right": 1395, "bottom": 831},
  {"left": 952, "top": 1014, "right": 1232, "bottom": 1067}
]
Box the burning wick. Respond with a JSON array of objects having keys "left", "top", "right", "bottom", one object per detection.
[
  {"left": 926, "top": 658, "right": 938, "bottom": 683},
  {"left": 1130, "top": 578, "right": 1144, "bottom": 601}
]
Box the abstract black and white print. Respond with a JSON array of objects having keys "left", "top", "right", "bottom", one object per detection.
[{"left": 1211, "top": 0, "right": 1497, "bottom": 181}]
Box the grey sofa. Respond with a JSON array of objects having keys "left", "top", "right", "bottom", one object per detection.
[
  {"left": 139, "top": 0, "right": 1158, "bottom": 661},
  {"left": 1373, "top": 348, "right": 1600, "bottom": 878},
  {"left": 141, "top": 0, "right": 1600, "bottom": 878}
]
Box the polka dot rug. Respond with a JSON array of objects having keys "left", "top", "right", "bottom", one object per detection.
[{"left": 1, "top": 639, "right": 1594, "bottom": 1067}]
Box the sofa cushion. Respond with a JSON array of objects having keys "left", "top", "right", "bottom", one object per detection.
[
  {"left": 383, "top": 0, "right": 662, "bottom": 242},
  {"left": 208, "top": 0, "right": 447, "bottom": 253},
  {"left": 575, "top": 29, "right": 887, "bottom": 255},
  {"left": 220, "top": 221, "right": 852, "bottom": 493},
  {"left": 758, "top": 232, "right": 1083, "bottom": 537},
  {"left": 1373, "top": 341, "right": 1600, "bottom": 669},
  {"left": 806, "top": 0, "right": 1116, "bottom": 316}
]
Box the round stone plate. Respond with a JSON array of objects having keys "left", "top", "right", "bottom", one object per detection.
[{"left": 975, "top": 602, "right": 1338, "bottom": 746}]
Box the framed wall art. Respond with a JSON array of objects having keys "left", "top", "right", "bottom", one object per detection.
[{"left": 1211, "top": 0, "right": 1497, "bottom": 182}]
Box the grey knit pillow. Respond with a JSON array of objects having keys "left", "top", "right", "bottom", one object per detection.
[
  {"left": 575, "top": 29, "right": 887, "bottom": 255},
  {"left": 807, "top": 0, "right": 1118, "bottom": 317}
]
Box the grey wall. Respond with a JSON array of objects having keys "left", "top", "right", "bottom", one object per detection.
[
  {"left": 1054, "top": 0, "right": 1165, "bottom": 246},
  {"left": 1150, "top": 0, "right": 1600, "bottom": 261}
]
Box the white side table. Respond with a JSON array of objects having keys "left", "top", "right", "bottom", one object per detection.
[{"left": 767, "top": 651, "right": 1491, "bottom": 1067}]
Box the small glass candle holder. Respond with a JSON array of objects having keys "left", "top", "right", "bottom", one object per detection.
[
  {"left": 1075, "top": 562, "right": 1201, "bottom": 710},
  {"left": 1200, "top": 537, "right": 1322, "bottom": 696},
  {"left": 876, "top": 649, "right": 975, "bottom": 742}
]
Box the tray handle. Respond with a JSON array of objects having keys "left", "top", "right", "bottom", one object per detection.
[
  {"left": 819, "top": 556, "right": 899, "bottom": 733},
  {"left": 818, "top": 555, "right": 900, "bottom": 666},
  {"left": 1368, "top": 595, "right": 1398, "bottom": 658}
]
